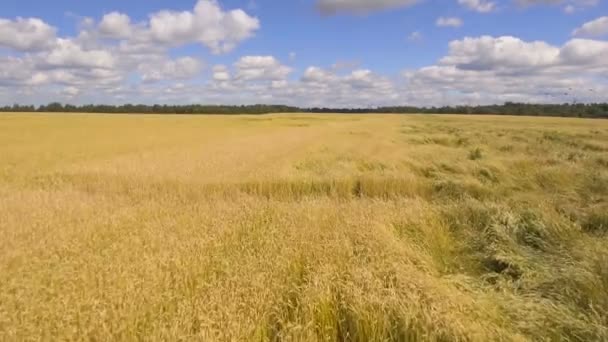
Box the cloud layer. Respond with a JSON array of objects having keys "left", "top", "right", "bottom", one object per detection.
[
  {"left": 0, "top": 1, "right": 606, "bottom": 107},
  {"left": 573, "top": 16, "right": 608, "bottom": 37},
  {"left": 316, "top": 0, "right": 420, "bottom": 14}
]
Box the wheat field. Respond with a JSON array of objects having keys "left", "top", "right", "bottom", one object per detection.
[{"left": 1, "top": 113, "right": 607, "bottom": 341}]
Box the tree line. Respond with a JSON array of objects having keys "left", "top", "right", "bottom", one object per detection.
[{"left": 2, "top": 102, "right": 607, "bottom": 118}]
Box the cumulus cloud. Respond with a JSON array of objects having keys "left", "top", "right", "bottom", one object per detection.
[
  {"left": 572, "top": 16, "right": 608, "bottom": 37},
  {"left": 99, "top": 12, "right": 132, "bottom": 38},
  {"left": 436, "top": 17, "right": 463, "bottom": 27},
  {"left": 1, "top": 1, "right": 607, "bottom": 108},
  {"left": 315, "top": 0, "right": 594, "bottom": 15},
  {"left": 403, "top": 35, "right": 608, "bottom": 105},
  {"left": 516, "top": 0, "right": 597, "bottom": 5},
  {"left": 138, "top": 57, "right": 204, "bottom": 82},
  {"left": 287, "top": 67, "right": 398, "bottom": 107},
  {"left": 199, "top": 62, "right": 399, "bottom": 107},
  {"left": 61, "top": 86, "right": 80, "bottom": 98},
  {"left": 233, "top": 56, "right": 292, "bottom": 81},
  {"left": 212, "top": 65, "right": 231, "bottom": 82},
  {"left": 95, "top": 0, "right": 260, "bottom": 54},
  {"left": 317, "top": 0, "right": 420, "bottom": 14},
  {"left": 0, "top": 56, "right": 38, "bottom": 86},
  {"left": 146, "top": 0, "right": 259, "bottom": 53},
  {"left": 439, "top": 36, "right": 560, "bottom": 71},
  {"left": 515, "top": 0, "right": 599, "bottom": 12},
  {"left": 0, "top": 17, "right": 57, "bottom": 51},
  {"left": 438, "top": 35, "right": 608, "bottom": 71},
  {"left": 559, "top": 38, "right": 608, "bottom": 65},
  {"left": 0, "top": 51, "right": 124, "bottom": 91},
  {"left": 458, "top": 0, "right": 496, "bottom": 13},
  {"left": 4, "top": 34, "right": 606, "bottom": 107},
  {"left": 44, "top": 38, "right": 116, "bottom": 69},
  {"left": 302, "top": 66, "right": 338, "bottom": 84},
  {"left": 515, "top": 0, "right": 563, "bottom": 5},
  {"left": 0, "top": 0, "right": 260, "bottom": 103}
]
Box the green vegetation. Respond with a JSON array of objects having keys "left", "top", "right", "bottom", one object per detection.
[
  {"left": 2, "top": 101, "right": 608, "bottom": 118},
  {"left": 0, "top": 114, "right": 607, "bottom": 341}
]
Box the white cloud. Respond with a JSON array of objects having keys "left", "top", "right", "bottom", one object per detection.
[
  {"left": 233, "top": 56, "right": 291, "bottom": 81},
  {"left": 3, "top": 32, "right": 607, "bottom": 107},
  {"left": 271, "top": 80, "right": 288, "bottom": 89},
  {"left": 183, "top": 62, "right": 400, "bottom": 108},
  {"left": 437, "top": 35, "right": 608, "bottom": 72},
  {"left": 1, "top": 2, "right": 607, "bottom": 108},
  {"left": 0, "top": 0, "right": 260, "bottom": 104},
  {"left": 212, "top": 65, "right": 231, "bottom": 82},
  {"left": 99, "top": 12, "right": 132, "bottom": 38},
  {"left": 436, "top": 17, "right": 463, "bottom": 27},
  {"left": 138, "top": 57, "right": 204, "bottom": 82},
  {"left": 147, "top": 0, "right": 260, "bottom": 53},
  {"left": 458, "top": 0, "right": 496, "bottom": 13},
  {"left": 516, "top": 0, "right": 597, "bottom": 5},
  {"left": 61, "top": 86, "right": 80, "bottom": 98},
  {"left": 0, "top": 50, "right": 124, "bottom": 92},
  {"left": 407, "top": 31, "right": 423, "bottom": 41},
  {"left": 311, "top": 68, "right": 397, "bottom": 106},
  {"left": 559, "top": 38, "right": 608, "bottom": 65},
  {"left": 439, "top": 36, "right": 560, "bottom": 71},
  {"left": 302, "top": 66, "right": 338, "bottom": 84},
  {"left": 281, "top": 67, "right": 398, "bottom": 107},
  {"left": 516, "top": 0, "right": 599, "bottom": 12},
  {"left": 45, "top": 38, "right": 116, "bottom": 69},
  {"left": 317, "top": 0, "right": 420, "bottom": 14},
  {"left": 0, "top": 17, "right": 57, "bottom": 51},
  {"left": 0, "top": 56, "right": 37, "bottom": 86},
  {"left": 346, "top": 69, "right": 393, "bottom": 91},
  {"left": 572, "top": 16, "right": 608, "bottom": 37},
  {"left": 403, "top": 35, "right": 608, "bottom": 106},
  {"left": 515, "top": 0, "right": 563, "bottom": 5},
  {"left": 89, "top": 0, "right": 260, "bottom": 54}
]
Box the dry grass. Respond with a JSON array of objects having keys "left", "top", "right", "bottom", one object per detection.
[{"left": 1, "top": 113, "right": 607, "bottom": 341}]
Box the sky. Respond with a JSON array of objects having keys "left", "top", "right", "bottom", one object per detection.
[{"left": 0, "top": 0, "right": 607, "bottom": 107}]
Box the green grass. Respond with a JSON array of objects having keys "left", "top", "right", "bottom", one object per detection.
[{"left": 0, "top": 113, "right": 607, "bottom": 341}]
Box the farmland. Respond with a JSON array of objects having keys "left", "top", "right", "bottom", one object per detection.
[{"left": 1, "top": 113, "right": 607, "bottom": 341}]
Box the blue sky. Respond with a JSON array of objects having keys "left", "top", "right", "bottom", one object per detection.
[{"left": 0, "top": 0, "right": 607, "bottom": 106}]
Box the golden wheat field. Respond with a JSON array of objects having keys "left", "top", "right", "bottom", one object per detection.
[{"left": 1, "top": 113, "right": 607, "bottom": 341}]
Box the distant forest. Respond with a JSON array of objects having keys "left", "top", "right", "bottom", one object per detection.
[{"left": 2, "top": 102, "right": 608, "bottom": 118}]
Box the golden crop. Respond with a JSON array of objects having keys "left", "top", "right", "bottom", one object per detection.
[{"left": 1, "top": 113, "right": 607, "bottom": 341}]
